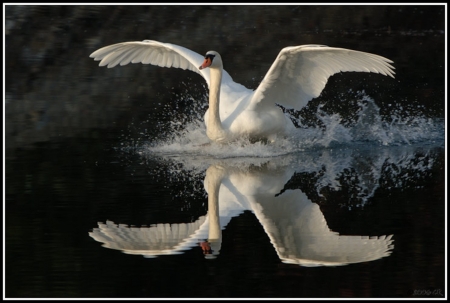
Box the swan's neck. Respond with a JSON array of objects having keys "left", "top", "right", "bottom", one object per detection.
[{"left": 207, "top": 67, "right": 226, "bottom": 141}]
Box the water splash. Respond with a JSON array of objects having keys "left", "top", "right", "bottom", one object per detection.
[
  {"left": 116, "top": 89, "right": 444, "bottom": 209},
  {"left": 136, "top": 144, "right": 443, "bottom": 210},
  {"left": 287, "top": 92, "right": 444, "bottom": 149},
  {"left": 124, "top": 90, "right": 443, "bottom": 158}
]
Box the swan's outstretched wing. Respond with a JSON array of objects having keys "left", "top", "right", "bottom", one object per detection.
[
  {"left": 89, "top": 40, "right": 215, "bottom": 86},
  {"left": 90, "top": 40, "right": 220, "bottom": 87},
  {"left": 251, "top": 45, "right": 395, "bottom": 110},
  {"left": 90, "top": 40, "right": 202, "bottom": 70}
]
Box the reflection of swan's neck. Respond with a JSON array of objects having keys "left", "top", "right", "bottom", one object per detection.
[
  {"left": 207, "top": 67, "right": 226, "bottom": 142},
  {"left": 208, "top": 183, "right": 221, "bottom": 241},
  {"left": 205, "top": 165, "right": 223, "bottom": 258}
]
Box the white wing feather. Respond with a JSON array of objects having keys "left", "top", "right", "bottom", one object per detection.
[
  {"left": 90, "top": 40, "right": 200, "bottom": 70},
  {"left": 251, "top": 45, "right": 395, "bottom": 110},
  {"left": 89, "top": 40, "right": 242, "bottom": 89}
]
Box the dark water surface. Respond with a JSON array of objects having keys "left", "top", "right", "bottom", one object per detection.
[{"left": 4, "top": 4, "right": 446, "bottom": 299}]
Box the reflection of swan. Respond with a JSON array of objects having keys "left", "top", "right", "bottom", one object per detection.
[
  {"left": 89, "top": 160, "right": 394, "bottom": 266},
  {"left": 90, "top": 41, "right": 395, "bottom": 143}
]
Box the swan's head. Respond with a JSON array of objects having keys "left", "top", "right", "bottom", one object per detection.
[{"left": 199, "top": 51, "right": 222, "bottom": 70}]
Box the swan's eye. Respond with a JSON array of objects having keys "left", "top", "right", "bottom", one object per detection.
[{"left": 205, "top": 54, "right": 215, "bottom": 61}]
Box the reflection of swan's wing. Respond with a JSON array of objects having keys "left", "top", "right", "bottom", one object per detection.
[
  {"left": 89, "top": 206, "right": 244, "bottom": 258},
  {"left": 251, "top": 45, "right": 395, "bottom": 111},
  {"left": 89, "top": 40, "right": 240, "bottom": 90},
  {"left": 89, "top": 219, "right": 206, "bottom": 257},
  {"left": 252, "top": 189, "right": 394, "bottom": 266}
]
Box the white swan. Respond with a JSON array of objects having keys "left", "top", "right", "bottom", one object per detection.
[{"left": 90, "top": 40, "right": 395, "bottom": 143}]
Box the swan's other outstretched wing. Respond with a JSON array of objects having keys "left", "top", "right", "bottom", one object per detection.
[{"left": 251, "top": 45, "right": 395, "bottom": 110}]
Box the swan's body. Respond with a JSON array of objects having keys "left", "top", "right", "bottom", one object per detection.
[{"left": 90, "top": 40, "right": 395, "bottom": 143}]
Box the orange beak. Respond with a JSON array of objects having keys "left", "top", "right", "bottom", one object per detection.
[{"left": 199, "top": 57, "right": 212, "bottom": 70}]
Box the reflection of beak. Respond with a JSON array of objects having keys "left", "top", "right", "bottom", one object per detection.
[
  {"left": 200, "top": 240, "right": 212, "bottom": 254},
  {"left": 199, "top": 58, "right": 211, "bottom": 70}
]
